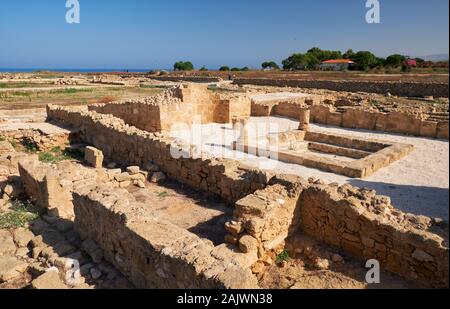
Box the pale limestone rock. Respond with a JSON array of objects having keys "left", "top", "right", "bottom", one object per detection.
[
  {"left": 84, "top": 146, "right": 104, "bottom": 168},
  {"left": 0, "top": 255, "right": 28, "bottom": 282},
  {"left": 313, "top": 257, "right": 330, "bottom": 270},
  {"left": 13, "top": 228, "right": 34, "bottom": 247},
  {"left": 238, "top": 235, "right": 258, "bottom": 253},
  {"left": 0, "top": 230, "right": 16, "bottom": 256},
  {"left": 31, "top": 270, "right": 67, "bottom": 289},
  {"left": 114, "top": 172, "right": 131, "bottom": 182},
  {"left": 126, "top": 166, "right": 140, "bottom": 175}
]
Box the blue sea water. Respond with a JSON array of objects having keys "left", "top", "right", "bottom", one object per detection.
[{"left": 0, "top": 68, "right": 154, "bottom": 73}]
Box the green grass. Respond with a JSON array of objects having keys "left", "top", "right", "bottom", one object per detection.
[
  {"left": 0, "top": 136, "right": 5, "bottom": 142},
  {"left": 49, "top": 88, "right": 94, "bottom": 94},
  {"left": 0, "top": 200, "right": 40, "bottom": 229},
  {"left": 156, "top": 191, "right": 170, "bottom": 200},
  {"left": 38, "top": 146, "right": 84, "bottom": 163},
  {"left": 8, "top": 139, "right": 17, "bottom": 149},
  {"left": 0, "top": 82, "right": 52, "bottom": 89},
  {"left": 9, "top": 91, "right": 33, "bottom": 97},
  {"left": 275, "top": 250, "right": 291, "bottom": 265},
  {"left": 140, "top": 84, "right": 169, "bottom": 89}
]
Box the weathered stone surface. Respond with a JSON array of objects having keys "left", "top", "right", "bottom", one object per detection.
[
  {"left": 13, "top": 228, "right": 34, "bottom": 247},
  {"left": 313, "top": 257, "right": 330, "bottom": 270},
  {"left": 0, "top": 141, "right": 15, "bottom": 154},
  {"left": 55, "top": 219, "right": 74, "bottom": 233},
  {"left": 81, "top": 239, "right": 103, "bottom": 263},
  {"left": 151, "top": 172, "right": 166, "bottom": 183},
  {"left": 238, "top": 235, "right": 259, "bottom": 253},
  {"left": 0, "top": 256, "right": 28, "bottom": 282},
  {"left": 31, "top": 271, "right": 67, "bottom": 289},
  {"left": 85, "top": 146, "right": 104, "bottom": 168},
  {"left": 126, "top": 166, "right": 140, "bottom": 175},
  {"left": 114, "top": 173, "right": 131, "bottom": 182},
  {"left": 412, "top": 249, "right": 434, "bottom": 262},
  {"left": 30, "top": 219, "right": 50, "bottom": 235},
  {"left": 0, "top": 230, "right": 16, "bottom": 256}
]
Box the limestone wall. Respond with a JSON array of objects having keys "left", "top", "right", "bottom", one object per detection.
[
  {"left": 150, "top": 76, "right": 221, "bottom": 83},
  {"left": 44, "top": 104, "right": 448, "bottom": 288},
  {"left": 298, "top": 184, "right": 449, "bottom": 287},
  {"left": 46, "top": 105, "right": 269, "bottom": 203},
  {"left": 72, "top": 184, "right": 258, "bottom": 289},
  {"left": 18, "top": 159, "right": 100, "bottom": 219},
  {"left": 227, "top": 175, "right": 448, "bottom": 288},
  {"left": 268, "top": 103, "right": 450, "bottom": 140},
  {"left": 89, "top": 85, "right": 251, "bottom": 132},
  {"left": 89, "top": 101, "right": 194, "bottom": 132},
  {"left": 235, "top": 78, "right": 449, "bottom": 98}
]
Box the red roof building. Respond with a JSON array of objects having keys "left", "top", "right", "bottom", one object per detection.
[{"left": 320, "top": 59, "right": 355, "bottom": 71}]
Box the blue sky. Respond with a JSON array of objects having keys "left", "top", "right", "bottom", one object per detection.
[{"left": 0, "top": 0, "right": 448, "bottom": 69}]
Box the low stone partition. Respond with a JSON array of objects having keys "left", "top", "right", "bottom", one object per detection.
[
  {"left": 72, "top": 184, "right": 258, "bottom": 289},
  {"left": 250, "top": 92, "right": 449, "bottom": 140},
  {"left": 46, "top": 105, "right": 269, "bottom": 203},
  {"left": 298, "top": 184, "right": 449, "bottom": 288},
  {"left": 234, "top": 129, "right": 413, "bottom": 178},
  {"left": 250, "top": 93, "right": 320, "bottom": 118},
  {"left": 235, "top": 78, "right": 449, "bottom": 98},
  {"left": 310, "top": 105, "right": 449, "bottom": 140}
]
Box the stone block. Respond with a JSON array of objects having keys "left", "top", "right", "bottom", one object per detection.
[{"left": 85, "top": 146, "right": 104, "bottom": 168}]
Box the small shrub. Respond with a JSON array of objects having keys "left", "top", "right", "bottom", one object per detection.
[
  {"left": 0, "top": 136, "right": 5, "bottom": 142},
  {"left": 21, "top": 139, "right": 38, "bottom": 153},
  {"left": 275, "top": 250, "right": 290, "bottom": 265}
]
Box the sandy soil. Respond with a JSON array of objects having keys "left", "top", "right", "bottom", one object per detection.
[
  {"left": 171, "top": 116, "right": 449, "bottom": 220},
  {"left": 127, "top": 180, "right": 232, "bottom": 246}
]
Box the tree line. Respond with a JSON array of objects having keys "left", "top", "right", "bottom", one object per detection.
[{"left": 173, "top": 47, "right": 448, "bottom": 72}]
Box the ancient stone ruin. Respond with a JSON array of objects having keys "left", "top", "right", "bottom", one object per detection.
[{"left": 1, "top": 84, "right": 448, "bottom": 289}]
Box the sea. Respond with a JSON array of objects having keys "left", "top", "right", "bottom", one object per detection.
[{"left": 0, "top": 68, "right": 157, "bottom": 73}]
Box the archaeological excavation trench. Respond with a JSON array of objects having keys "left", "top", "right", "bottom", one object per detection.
[{"left": 1, "top": 83, "right": 448, "bottom": 289}]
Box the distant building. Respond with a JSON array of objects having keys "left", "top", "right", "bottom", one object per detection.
[
  {"left": 320, "top": 59, "right": 355, "bottom": 71},
  {"left": 404, "top": 59, "right": 417, "bottom": 67}
]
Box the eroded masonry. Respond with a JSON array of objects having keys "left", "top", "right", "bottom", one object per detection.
[{"left": 2, "top": 83, "right": 448, "bottom": 289}]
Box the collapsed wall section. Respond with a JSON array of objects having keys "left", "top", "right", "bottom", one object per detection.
[{"left": 46, "top": 104, "right": 269, "bottom": 203}]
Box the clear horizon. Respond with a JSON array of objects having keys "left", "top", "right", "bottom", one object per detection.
[{"left": 0, "top": 0, "right": 448, "bottom": 70}]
